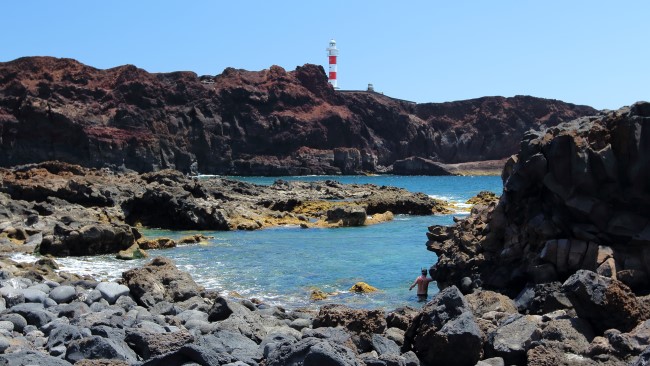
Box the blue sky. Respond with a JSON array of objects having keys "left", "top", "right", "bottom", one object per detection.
[{"left": 2, "top": 1, "right": 648, "bottom": 110}]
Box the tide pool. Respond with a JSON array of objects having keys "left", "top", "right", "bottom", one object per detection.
[{"left": 41, "top": 175, "right": 503, "bottom": 310}]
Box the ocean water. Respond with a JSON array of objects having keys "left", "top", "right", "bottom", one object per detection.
[{"left": 14, "top": 175, "right": 502, "bottom": 310}]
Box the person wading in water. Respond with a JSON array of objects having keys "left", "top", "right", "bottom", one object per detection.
[{"left": 409, "top": 269, "right": 433, "bottom": 301}]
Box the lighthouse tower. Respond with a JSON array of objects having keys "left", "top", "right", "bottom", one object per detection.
[{"left": 326, "top": 39, "right": 339, "bottom": 89}]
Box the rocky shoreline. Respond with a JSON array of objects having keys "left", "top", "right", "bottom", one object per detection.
[
  {"left": 2, "top": 248, "right": 650, "bottom": 365},
  {"left": 0, "top": 162, "right": 449, "bottom": 258}
]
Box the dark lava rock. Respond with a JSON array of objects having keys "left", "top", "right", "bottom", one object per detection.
[
  {"left": 0, "top": 350, "right": 72, "bottom": 366},
  {"left": 403, "top": 286, "right": 482, "bottom": 366},
  {"left": 562, "top": 270, "right": 641, "bottom": 333},
  {"left": 65, "top": 335, "right": 138, "bottom": 363},
  {"left": 122, "top": 257, "right": 204, "bottom": 307},
  {"left": 427, "top": 104, "right": 650, "bottom": 301},
  {"left": 207, "top": 296, "right": 233, "bottom": 322},
  {"left": 265, "top": 337, "right": 362, "bottom": 366},
  {"left": 125, "top": 329, "right": 193, "bottom": 359}
]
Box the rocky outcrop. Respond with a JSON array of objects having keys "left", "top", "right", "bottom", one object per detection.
[
  {"left": 427, "top": 102, "right": 650, "bottom": 295},
  {"left": 0, "top": 57, "right": 596, "bottom": 175},
  {"left": 0, "top": 161, "right": 448, "bottom": 256}
]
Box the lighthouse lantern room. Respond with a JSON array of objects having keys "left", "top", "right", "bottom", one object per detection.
[{"left": 326, "top": 39, "right": 339, "bottom": 89}]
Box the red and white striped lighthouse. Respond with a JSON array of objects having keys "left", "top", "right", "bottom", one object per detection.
[{"left": 326, "top": 39, "right": 339, "bottom": 89}]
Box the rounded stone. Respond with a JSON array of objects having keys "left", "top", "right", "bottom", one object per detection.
[
  {"left": 43, "top": 298, "right": 58, "bottom": 308},
  {"left": 95, "top": 282, "right": 130, "bottom": 305},
  {"left": 0, "top": 336, "right": 10, "bottom": 352},
  {"left": 0, "top": 321, "right": 14, "bottom": 332},
  {"left": 0, "top": 287, "right": 25, "bottom": 307},
  {"left": 289, "top": 318, "right": 312, "bottom": 330},
  {"left": 48, "top": 286, "right": 77, "bottom": 304},
  {"left": 21, "top": 289, "right": 47, "bottom": 303},
  {"left": 27, "top": 283, "right": 52, "bottom": 294},
  {"left": 0, "top": 313, "right": 27, "bottom": 332}
]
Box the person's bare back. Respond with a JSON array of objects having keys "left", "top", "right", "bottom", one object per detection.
[{"left": 409, "top": 269, "right": 433, "bottom": 299}]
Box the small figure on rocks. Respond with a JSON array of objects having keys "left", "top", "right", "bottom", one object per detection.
[{"left": 409, "top": 269, "right": 433, "bottom": 301}]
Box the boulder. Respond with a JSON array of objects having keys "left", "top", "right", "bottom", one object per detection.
[
  {"left": 66, "top": 335, "right": 138, "bottom": 363},
  {"left": 95, "top": 282, "right": 130, "bottom": 305},
  {"left": 194, "top": 330, "right": 259, "bottom": 365},
  {"left": 313, "top": 304, "right": 386, "bottom": 336},
  {"left": 0, "top": 313, "right": 27, "bottom": 332},
  {"left": 313, "top": 304, "right": 387, "bottom": 351},
  {"left": 562, "top": 270, "right": 641, "bottom": 332},
  {"left": 385, "top": 307, "right": 418, "bottom": 331},
  {"left": 539, "top": 317, "right": 595, "bottom": 355},
  {"left": 301, "top": 327, "right": 356, "bottom": 350},
  {"left": 138, "top": 237, "right": 177, "bottom": 250},
  {"left": 207, "top": 296, "right": 233, "bottom": 322},
  {"left": 0, "top": 350, "right": 72, "bottom": 366},
  {"left": 125, "top": 329, "right": 194, "bottom": 359},
  {"left": 0, "top": 286, "right": 25, "bottom": 307},
  {"left": 56, "top": 301, "right": 91, "bottom": 319},
  {"left": 8, "top": 302, "right": 54, "bottom": 328},
  {"left": 39, "top": 222, "right": 135, "bottom": 256},
  {"left": 121, "top": 257, "right": 204, "bottom": 307},
  {"left": 216, "top": 306, "right": 267, "bottom": 343},
  {"left": 384, "top": 327, "right": 405, "bottom": 346},
  {"left": 48, "top": 285, "right": 77, "bottom": 304},
  {"left": 21, "top": 288, "right": 47, "bottom": 303},
  {"left": 514, "top": 282, "right": 572, "bottom": 315},
  {"left": 46, "top": 323, "right": 85, "bottom": 351},
  {"left": 289, "top": 318, "right": 311, "bottom": 331},
  {"left": 139, "top": 344, "right": 235, "bottom": 366},
  {"left": 465, "top": 290, "right": 518, "bottom": 318},
  {"left": 116, "top": 243, "right": 148, "bottom": 260},
  {"left": 265, "top": 337, "right": 362, "bottom": 366},
  {"left": 403, "top": 286, "right": 482, "bottom": 366},
  {"left": 485, "top": 314, "right": 542, "bottom": 364},
  {"left": 371, "top": 334, "right": 400, "bottom": 356}
]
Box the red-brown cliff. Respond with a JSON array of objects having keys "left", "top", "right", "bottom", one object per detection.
[{"left": 0, "top": 56, "right": 597, "bottom": 175}]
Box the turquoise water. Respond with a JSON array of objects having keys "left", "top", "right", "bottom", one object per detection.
[{"left": 41, "top": 176, "right": 503, "bottom": 310}]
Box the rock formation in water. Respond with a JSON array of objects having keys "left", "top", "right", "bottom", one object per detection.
[
  {"left": 0, "top": 161, "right": 449, "bottom": 256},
  {"left": 0, "top": 56, "right": 597, "bottom": 175},
  {"left": 428, "top": 102, "right": 650, "bottom": 294}
]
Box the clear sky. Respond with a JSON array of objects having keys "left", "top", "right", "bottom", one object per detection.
[{"left": 2, "top": 1, "right": 648, "bottom": 110}]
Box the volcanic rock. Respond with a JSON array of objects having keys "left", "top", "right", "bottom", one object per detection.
[
  {"left": 403, "top": 286, "right": 482, "bottom": 366},
  {"left": 562, "top": 270, "right": 641, "bottom": 333},
  {"left": 428, "top": 103, "right": 650, "bottom": 297},
  {"left": 122, "top": 257, "right": 205, "bottom": 307},
  {"left": 0, "top": 57, "right": 596, "bottom": 175}
]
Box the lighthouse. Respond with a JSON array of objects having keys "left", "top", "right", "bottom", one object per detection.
[{"left": 326, "top": 39, "right": 339, "bottom": 89}]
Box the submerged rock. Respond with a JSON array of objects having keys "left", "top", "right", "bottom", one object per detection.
[
  {"left": 349, "top": 282, "right": 378, "bottom": 293},
  {"left": 116, "top": 243, "right": 148, "bottom": 260}
]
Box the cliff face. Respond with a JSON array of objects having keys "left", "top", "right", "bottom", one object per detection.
[
  {"left": 427, "top": 102, "right": 650, "bottom": 296},
  {"left": 0, "top": 56, "right": 597, "bottom": 175}
]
